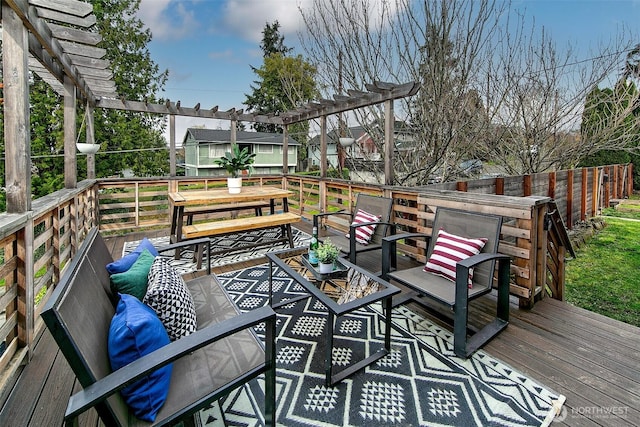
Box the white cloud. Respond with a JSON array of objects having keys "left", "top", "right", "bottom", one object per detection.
[
  {"left": 221, "top": 0, "right": 312, "bottom": 43},
  {"left": 138, "top": 0, "right": 200, "bottom": 41}
]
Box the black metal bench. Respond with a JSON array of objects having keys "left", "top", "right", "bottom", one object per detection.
[
  {"left": 41, "top": 228, "right": 276, "bottom": 426},
  {"left": 382, "top": 207, "right": 511, "bottom": 358}
]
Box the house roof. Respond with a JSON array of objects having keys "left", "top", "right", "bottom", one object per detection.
[{"left": 184, "top": 128, "right": 300, "bottom": 145}]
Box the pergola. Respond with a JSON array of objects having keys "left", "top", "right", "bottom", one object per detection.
[{"left": 2, "top": 0, "right": 418, "bottom": 214}]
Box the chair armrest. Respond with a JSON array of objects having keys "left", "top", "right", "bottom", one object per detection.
[
  {"left": 455, "top": 253, "right": 511, "bottom": 320},
  {"left": 64, "top": 306, "right": 276, "bottom": 421},
  {"left": 156, "top": 237, "right": 210, "bottom": 253},
  {"left": 381, "top": 233, "right": 431, "bottom": 279},
  {"left": 456, "top": 252, "right": 510, "bottom": 270},
  {"left": 157, "top": 237, "right": 211, "bottom": 274},
  {"left": 313, "top": 209, "right": 349, "bottom": 228},
  {"left": 455, "top": 253, "right": 510, "bottom": 290}
]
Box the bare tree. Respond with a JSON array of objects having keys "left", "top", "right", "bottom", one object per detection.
[
  {"left": 300, "top": 0, "right": 508, "bottom": 184},
  {"left": 480, "top": 19, "right": 636, "bottom": 174},
  {"left": 299, "top": 0, "right": 638, "bottom": 183}
]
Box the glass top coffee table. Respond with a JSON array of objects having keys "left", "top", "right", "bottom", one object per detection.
[{"left": 266, "top": 248, "right": 400, "bottom": 386}]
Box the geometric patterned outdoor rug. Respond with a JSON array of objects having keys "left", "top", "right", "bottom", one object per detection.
[
  {"left": 197, "top": 263, "right": 565, "bottom": 427},
  {"left": 123, "top": 227, "right": 311, "bottom": 274}
]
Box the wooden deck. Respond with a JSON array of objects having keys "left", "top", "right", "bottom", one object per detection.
[{"left": 1, "top": 223, "right": 639, "bottom": 426}]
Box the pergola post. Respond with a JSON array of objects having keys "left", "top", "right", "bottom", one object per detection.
[
  {"left": 169, "top": 114, "right": 176, "bottom": 177},
  {"left": 2, "top": 3, "right": 32, "bottom": 213},
  {"left": 384, "top": 99, "right": 394, "bottom": 186},
  {"left": 86, "top": 104, "right": 96, "bottom": 179},
  {"left": 320, "top": 115, "right": 327, "bottom": 179},
  {"left": 230, "top": 119, "right": 237, "bottom": 143},
  {"left": 64, "top": 75, "right": 77, "bottom": 189},
  {"left": 282, "top": 125, "right": 289, "bottom": 175}
]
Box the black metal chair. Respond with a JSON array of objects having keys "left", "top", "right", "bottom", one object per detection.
[
  {"left": 313, "top": 193, "right": 395, "bottom": 264},
  {"left": 382, "top": 207, "right": 510, "bottom": 358}
]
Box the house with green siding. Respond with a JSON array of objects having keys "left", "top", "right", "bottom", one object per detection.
[{"left": 182, "top": 128, "right": 299, "bottom": 176}]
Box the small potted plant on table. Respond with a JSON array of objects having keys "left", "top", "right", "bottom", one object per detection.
[
  {"left": 213, "top": 143, "right": 256, "bottom": 193},
  {"left": 316, "top": 238, "right": 341, "bottom": 274}
]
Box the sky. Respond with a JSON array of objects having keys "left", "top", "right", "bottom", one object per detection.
[{"left": 135, "top": 0, "right": 640, "bottom": 144}]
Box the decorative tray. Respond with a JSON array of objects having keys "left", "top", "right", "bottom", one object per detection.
[{"left": 300, "top": 253, "right": 349, "bottom": 280}]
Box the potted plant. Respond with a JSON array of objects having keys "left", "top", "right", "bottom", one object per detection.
[
  {"left": 213, "top": 143, "right": 256, "bottom": 193},
  {"left": 316, "top": 238, "right": 341, "bottom": 273}
]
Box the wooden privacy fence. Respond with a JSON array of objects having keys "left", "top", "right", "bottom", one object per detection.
[{"left": 433, "top": 163, "right": 633, "bottom": 229}]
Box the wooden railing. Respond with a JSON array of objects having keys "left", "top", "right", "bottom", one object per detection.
[
  {"left": 0, "top": 181, "right": 96, "bottom": 403},
  {"left": 0, "top": 163, "right": 632, "bottom": 403}
]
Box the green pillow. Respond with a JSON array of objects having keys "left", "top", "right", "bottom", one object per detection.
[{"left": 110, "top": 249, "right": 155, "bottom": 300}]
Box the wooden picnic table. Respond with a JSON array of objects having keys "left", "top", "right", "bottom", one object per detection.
[{"left": 168, "top": 186, "right": 294, "bottom": 243}]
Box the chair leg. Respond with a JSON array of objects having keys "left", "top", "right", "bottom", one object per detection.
[
  {"left": 453, "top": 295, "right": 469, "bottom": 357},
  {"left": 194, "top": 243, "right": 204, "bottom": 269},
  {"left": 454, "top": 257, "right": 511, "bottom": 358},
  {"left": 264, "top": 315, "right": 277, "bottom": 427},
  {"left": 349, "top": 227, "right": 357, "bottom": 264},
  {"left": 286, "top": 224, "right": 294, "bottom": 248}
]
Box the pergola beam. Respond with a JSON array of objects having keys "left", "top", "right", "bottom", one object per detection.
[
  {"left": 95, "top": 81, "right": 419, "bottom": 127},
  {"left": 5, "top": 0, "right": 99, "bottom": 102}
]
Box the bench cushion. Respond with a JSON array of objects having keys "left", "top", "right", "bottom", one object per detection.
[
  {"left": 108, "top": 294, "right": 172, "bottom": 422},
  {"left": 424, "top": 229, "right": 487, "bottom": 287},
  {"left": 144, "top": 258, "right": 197, "bottom": 341},
  {"left": 109, "top": 249, "right": 155, "bottom": 300},
  {"left": 106, "top": 238, "right": 158, "bottom": 274}
]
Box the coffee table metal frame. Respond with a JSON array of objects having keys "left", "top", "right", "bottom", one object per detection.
[{"left": 266, "top": 248, "right": 400, "bottom": 386}]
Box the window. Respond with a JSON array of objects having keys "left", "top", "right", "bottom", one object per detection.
[
  {"left": 258, "top": 145, "right": 273, "bottom": 154},
  {"left": 209, "top": 145, "right": 226, "bottom": 158},
  {"left": 279, "top": 147, "right": 294, "bottom": 154}
]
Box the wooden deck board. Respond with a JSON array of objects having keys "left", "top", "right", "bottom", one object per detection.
[
  {"left": 1, "top": 224, "right": 639, "bottom": 426},
  {"left": 0, "top": 332, "right": 57, "bottom": 426}
]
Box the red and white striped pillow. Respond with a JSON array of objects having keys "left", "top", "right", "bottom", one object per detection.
[
  {"left": 347, "top": 209, "right": 380, "bottom": 245},
  {"left": 424, "top": 229, "right": 487, "bottom": 288}
]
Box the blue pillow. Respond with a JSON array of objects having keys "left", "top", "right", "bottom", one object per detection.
[
  {"left": 108, "top": 293, "right": 172, "bottom": 422},
  {"left": 106, "top": 238, "right": 158, "bottom": 274}
]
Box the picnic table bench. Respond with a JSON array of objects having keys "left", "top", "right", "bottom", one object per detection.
[{"left": 183, "top": 212, "right": 301, "bottom": 264}]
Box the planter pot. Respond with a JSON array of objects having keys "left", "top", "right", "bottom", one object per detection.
[
  {"left": 318, "top": 262, "right": 334, "bottom": 274},
  {"left": 339, "top": 137, "right": 354, "bottom": 147},
  {"left": 76, "top": 143, "right": 100, "bottom": 154},
  {"left": 227, "top": 177, "right": 242, "bottom": 194}
]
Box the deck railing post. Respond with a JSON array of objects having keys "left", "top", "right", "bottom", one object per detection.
[{"left": 18, "top": 216, "right": 35, "bottom": 360}]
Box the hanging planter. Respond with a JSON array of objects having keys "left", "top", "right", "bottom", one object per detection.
[
  {"left": 339, "top": 137, "right": 354, "bottom": 147},
  {"left": 76, "top": 143, "right": 100, "bottom": 154}
]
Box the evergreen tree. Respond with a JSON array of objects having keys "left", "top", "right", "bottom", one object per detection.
[
  {"left": 260, "top": 21, "right": 292, "bottom": 57},
  {"left": 91, "top": 0, "right": 169, "bottom": 178},
  {"left": 244, "top": 22, "right": 318, "bottom": 160}
]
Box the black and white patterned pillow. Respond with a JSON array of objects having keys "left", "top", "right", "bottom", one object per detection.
[{"left": 144, "top": 257, "right": 197, "bottom": 341}]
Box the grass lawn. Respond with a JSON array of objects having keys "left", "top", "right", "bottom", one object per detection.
[{"left": 565, "top": 216, "right": 640, "bottom": 327}]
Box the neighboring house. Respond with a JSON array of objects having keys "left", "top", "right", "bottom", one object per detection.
[
  {"left": 307, "top": 122, "right": 415, "bottom": 168},
  {"left": 308, "top": 126, "right": 372, "bottom": 168},
  {"left": 182, "top": 128, "right": 299, "bottom": 177}
]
